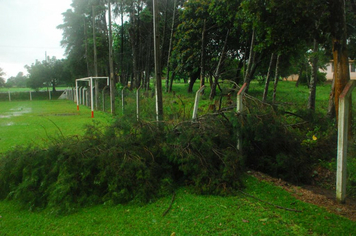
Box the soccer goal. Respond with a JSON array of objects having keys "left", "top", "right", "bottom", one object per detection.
[{"left": 75, "top": 77, "right": 110, "bottom": 118}]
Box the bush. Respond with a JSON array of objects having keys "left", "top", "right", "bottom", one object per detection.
[{"left": 239, "top": 105, "right": 336, "bottom": 184}]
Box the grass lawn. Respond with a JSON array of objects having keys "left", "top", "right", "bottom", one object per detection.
[
  {"left": 0, "top": 100, "right": 112, "bottom": 153},
  {"left": 1, "top": 82, "right": 355, "bottom": 235},
  {"left": 0, "top": 176, "right": 355, "bottom": 235}
]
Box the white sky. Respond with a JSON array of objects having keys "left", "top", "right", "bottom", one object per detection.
[{"left": 0, "top": 0, "right": 73, "bottom": 80}]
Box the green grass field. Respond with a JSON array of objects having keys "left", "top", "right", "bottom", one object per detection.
[
  {"left": 0, "top": 176, "right": 355, "bottom": 235},
  {"left": 1, "top": 82, "right": 356, "bottom": 235},
  {"left": 0, "top": 100, "right": 112, "bottom": 153}
]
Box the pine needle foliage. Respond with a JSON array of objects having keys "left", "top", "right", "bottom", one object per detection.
[{"left": 0, "top": 114, "right": 243, "bottom": 214}]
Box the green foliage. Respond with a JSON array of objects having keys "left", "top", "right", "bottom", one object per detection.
[
  {"left": 0, "top": 114, "right": 243, "bottom": 214},
  {"left": 239, "top": 105, "right": 336, "bottom": 184},
  {"left": 297, "top": 70, "right": 327, "bottom": 85},
  {"left": 166, "top": 115, "right": 243, "bottom": 194},
  {"left": 5, "top": 72, "right": 28, "bottom": 88}
]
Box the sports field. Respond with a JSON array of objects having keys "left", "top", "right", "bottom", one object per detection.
[{"left": 0, "top": 100, "right": 111, "bottom": 153}]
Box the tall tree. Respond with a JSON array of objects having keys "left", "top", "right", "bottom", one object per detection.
[
  {"left": 153, "top": 0, "right": 163, "bottom": 121},
  {"left": 0, "top": 68, "right": 5, "bottom": 87},
  {"left": 329, "top": 0, "right": 351, "bottom": 119}
]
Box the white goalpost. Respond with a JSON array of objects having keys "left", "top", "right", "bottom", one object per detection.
[{"left": 75, "top": 77, "right": 109, "bottom": 118}]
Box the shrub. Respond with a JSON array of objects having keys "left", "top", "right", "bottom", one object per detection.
[{"left": 239, "top": 105, "right": 336, "bottom": 184}]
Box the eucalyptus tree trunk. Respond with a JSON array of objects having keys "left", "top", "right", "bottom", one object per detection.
[
  {"left": 92, "top": 6, "right": 98, "bottom": 109},
  {"left": 272, "top": 54, "right": 281, "bottom": 104},
  {"left": 84, "top": 18, "right": 90, "bottom": 76},
  {"left": 153, "top": 0, "right": 163, "bottom": 121},
  {"left": 120, "top": 0, "right": 124, "bottom": 84},
  {"left": 92, "top": 6, "right": 98, "bottom": 77},
  {"left": 308, "top": 39, "right": 319, "bottom": 112},
  {"left": 129, "top": 3, "right": 140, "bottom": 88},
  {"left": 262, "top": 53, "right": 275, "bottom": 103},
  {"left": 200, "top": 19, "right": 206, "bottom": 89},
  {"left": 244, "top": 29, "right": 255, "bottom": 89},
  {"left": 108, "top": 1, "right": 115, "bottom": 114},
  {"left": 166, "top": 0, "right": 177, "bottom": 93},
  {"left": 330, "top": 0, "right": 350, "bottom": 120}
]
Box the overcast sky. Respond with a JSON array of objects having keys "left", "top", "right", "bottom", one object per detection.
[{"left": 0, "top": 0, "right": 73, "bottom": 79}]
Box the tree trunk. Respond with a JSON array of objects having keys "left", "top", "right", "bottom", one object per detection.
[
  {"left": 92, "top": 6, "right": 98, "bottom": 77},
  {"left": 92, "top": 5, "right": 98, "bottom": 109},
  {"left": 244, "top": 29, "right": 255, "bottom": 89},
  {"left": 169, "top": 70, "right": 175, "bottom": 92},
  {"left": 209, "top": 30, "right": 229, "bottom": 100},
  {"left": 272, "top": 54, "right": 281, "bottom": 104},
  {"left": 295, "top": 63, "right": 304, "bottom": 88},
  {"left": 188, "top": 69, "right": 200, "bottom": 93},
  {"left": 108, "top": 1, "right": 115, "bottom": 114},
  {"left": 166, "top": 0, "right": 177, "bottom": 93},
  {"left": 200, "top": 19, "right": 207, "bottom": 89},
  {"left": 262, "top": 53, "right": 275, "bottom": 102},
  {"left": 308, "top": 39, "right": 319, "bottom": 111},
  {"left": 84, "top": 18, "right": 90, "bottom": 77},
  {"left": 120, "top": 0, "right": 124, "bottom": 84},
  {"left": 153, "top": 0, "right": 163, "bottom": 121},
  {"left": 161, "top": 0, "right": 169, "bottom": 72},
  {"left": 327, "top": 73, "right": 336, "bottom": 118},
  {"left": 330, "top": 0, "right": 350, "bottom": 120}
]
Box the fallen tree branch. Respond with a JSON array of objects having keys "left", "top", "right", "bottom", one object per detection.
[
  {"left": 238, "top": 190, "right": 302, "bottom": 213},
  {"left": 162, "top": 192, "right": 176, "bottom": 217}
]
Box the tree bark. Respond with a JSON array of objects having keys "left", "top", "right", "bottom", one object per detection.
[
  {"left": 120, "top": 0, "right": 124, "bottom": 84},
  {"left": 262, "top": 53, "right": 275, "bottom": 102},
  {"left": 295, "top": 63, "right": 304, "bottom": 88},
  {"left": 153, "top": 0, "right": 163, "bottom": 121},
  {"left": 92, "top": 5, "right": 98, "bottom": 109},
  {"left": 166, "top": 0, "right": 177, "bottom": 93},
  {"left": 200, "top": 19, "right": 207, "bottom": 89},
  {"left": 187, "top": 70, "right": 199, "bottom": 93},
  {"left": 330, "top": 0, "right": 350, "bottom": 120},
  {"left": 108, "top": 1, "right": 115, "bottom": 114},
  {"left": 327, "top": 73, "right": 336, "bottom": 118},
  {"left": 244, "top": 29, "right": 255, "bottom": 89},
  {"left": 84, "top": 17, "right": 90, "bottom": 77},
  {"left": 308, "top": 38, "right": 319, "bottom": 112},
  {"left": 272, "top": 54, "right": 281, "bottom": 104}
]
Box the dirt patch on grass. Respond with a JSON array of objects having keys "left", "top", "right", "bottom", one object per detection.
[{"left": 248, "top": 170, "right": 356, "bottom": 221}]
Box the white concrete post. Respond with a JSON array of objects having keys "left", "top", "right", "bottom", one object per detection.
[
  {"left": 76, "top": 81, "right": 79, "bottom": 110},
  {"left": 336, "top": 80, "right": 355, "bottom": 203},
  {"left": 237, "top": 83, "right": 247, "bottom": 152},
  {"left": 30, "top": 91, "right": 32, "bottom": 101},
  {"left": 192, "top": 85, "right": 205, "bottom": 121},
  {"left": 8, "top": 91, "right": 11, "bottom": 102}
]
